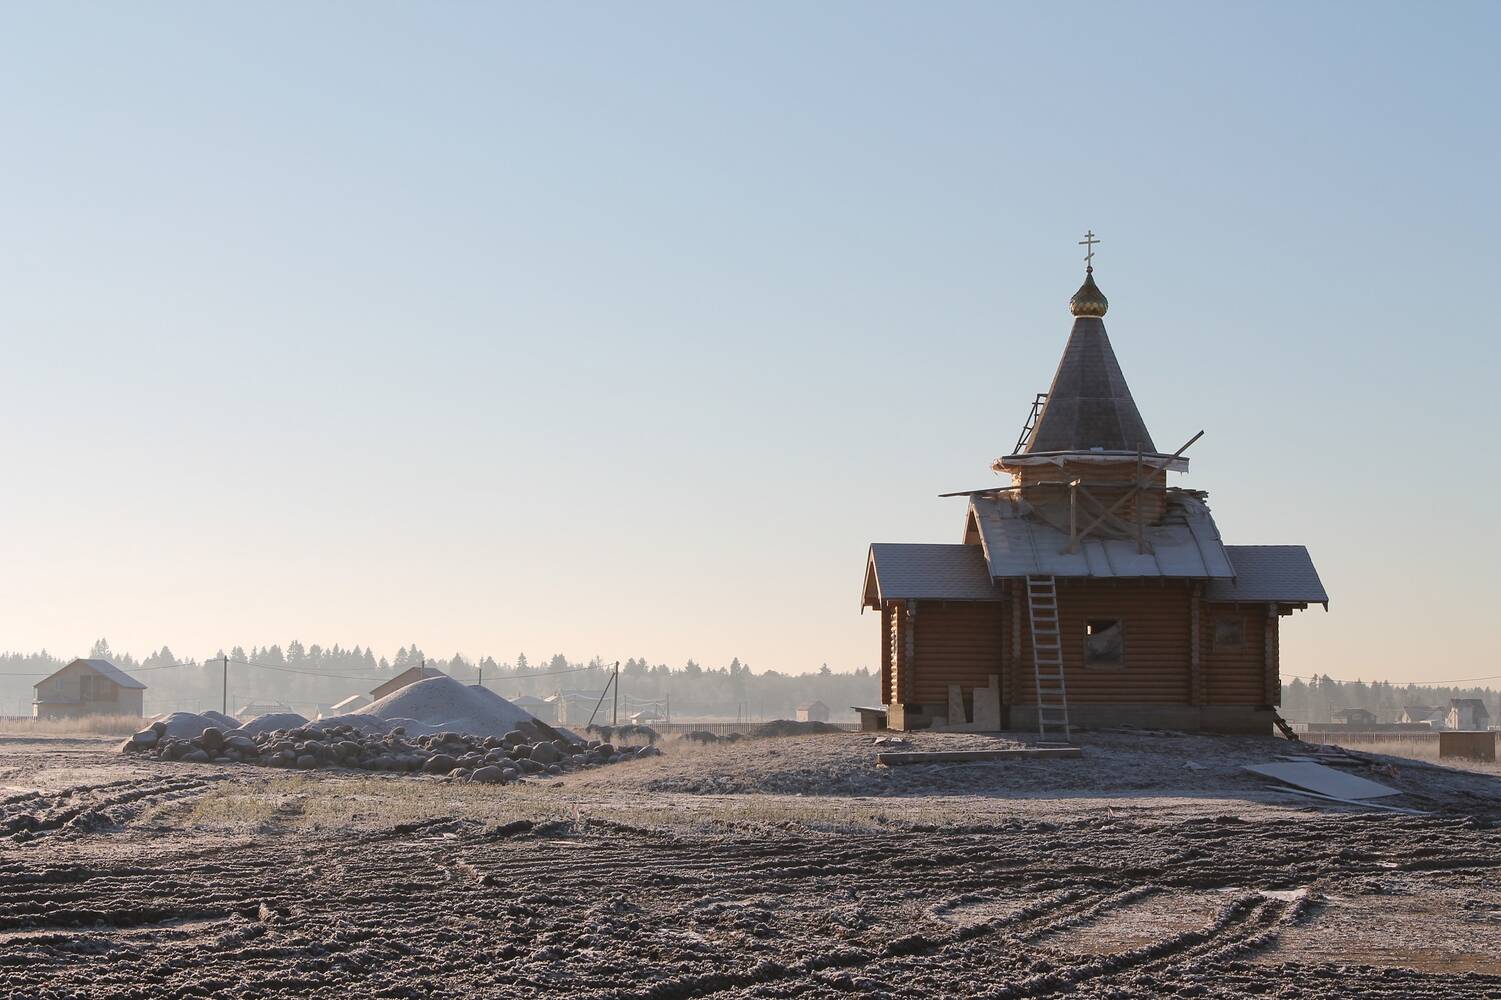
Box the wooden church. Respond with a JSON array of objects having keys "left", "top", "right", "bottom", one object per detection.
[{"left": 861, "top": 237, "right": 1327, "bottom": 736}]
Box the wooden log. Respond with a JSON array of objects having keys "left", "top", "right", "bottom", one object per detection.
[{"left": 877, "top": 747, "right": 1082, "bottom": 765}]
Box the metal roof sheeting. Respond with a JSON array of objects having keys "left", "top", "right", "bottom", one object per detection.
[
  {"left": 864, "top": 543, "right": 1000, "bottom": 606},
  {"left": 1207, "top": 545, "right": 1329, "bottom": 605},
  {"left": 967, "top": 491, "right": 1235, "bottom": 580}
]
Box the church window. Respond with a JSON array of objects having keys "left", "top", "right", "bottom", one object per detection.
[
  {"left": 1213, "top": 616, "right": 1245, "bottom": 650},
  {"left": 1084, "top": 619, "right": 1124, "bottom": 666}
]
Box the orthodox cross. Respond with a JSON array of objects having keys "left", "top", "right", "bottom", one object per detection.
[{"left": 1079, "top": 230, "right": 1099, "bottom": 270}]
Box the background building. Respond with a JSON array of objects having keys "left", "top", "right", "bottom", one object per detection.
[{"left": 33, "top": 659, "right": 145, "bottom": 719}]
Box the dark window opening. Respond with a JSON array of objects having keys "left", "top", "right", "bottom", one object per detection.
[
  {"left": 1085, "top": 619, "right": 1124, "bottom": 666},
  {"left": 1213, "top": 617, "right": 1245, "bottom": 650}
]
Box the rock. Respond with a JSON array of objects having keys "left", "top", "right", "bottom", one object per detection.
[
  {"left": 198, "top": 727, "right": 225, "bottom": 754},
  {"left": 181, "top": 748, "right": 211, "bottom": 764},
  {"left": 295, "top": 754, "right": 318, "bottom": 770},
  {"left": 529, "top": 742, "right": 562, "bottom": 765},
  {"left": 596, "top": 743, "right": 615, "bottom": 757},
  {"left": 510, "top": 745, "right": 531, "bottom": 760},
  {"left": 423, "top": 754, "right": 457, "bottom": 774},
  {"left": 448, "top": 767, "right": 470, "bottom": 780},
  {"left": 116, "top": 738, "right": 136, "bottom": 755},
  {"left": 545, "top": 763, "right": 563, "bottom": 776},
  {"left": 517, "top": 758, "right": 544, "bottom": 774},
  {"left": 502, "top": 730, "right": 527, "bottom": 747},
  {"left": 636, "top": 745, "right": 662, "bottom": 758},
  {"left": 131, "top": 728, "right": 161, "bottom": 749},
  {"left": 501, "top": 766, "right": 519, "bottom": 782},
  {"left": 472, "top": 765, "right": 507, "bottom": 784}
]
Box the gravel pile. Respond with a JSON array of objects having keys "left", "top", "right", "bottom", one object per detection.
[
  {"left": 352, "top": 675, "right": 552, "bottom": 739},
  {"left": 120, "top": 719, "right": 659, "bottom": 782}
]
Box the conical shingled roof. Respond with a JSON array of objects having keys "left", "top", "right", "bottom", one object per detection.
[{"left": 1021, "top": 307, "right": 1157, "bottom": 454}]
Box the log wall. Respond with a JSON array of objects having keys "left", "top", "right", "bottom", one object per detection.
[
  {"left": 1013, "top": 580, "right": 1193, "bottom": 705},
  {"left": 1200, "top": 602, "right": 1272, "bottom": 706},
  {"left": 1009, "top": 462, "right": 1170, "bottom": 524},
  {"left": 908, "top": 601, "right": 1007, "bottom": 705},
  {"left": 878, "top": 583, "right": 1284, "bottom": 710}
]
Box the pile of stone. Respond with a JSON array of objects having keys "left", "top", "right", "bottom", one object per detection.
[{"left": 122, "top": 720, "right": 659, "bottom": 783}]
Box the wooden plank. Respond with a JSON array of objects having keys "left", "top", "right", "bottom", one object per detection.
[{"left": 877, "top": 747, "right": 1082, "bottom": 765}]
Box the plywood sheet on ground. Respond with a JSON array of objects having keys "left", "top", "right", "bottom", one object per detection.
[{"left": 1244, "top": 761, "right": 1399, "bottom": 800}]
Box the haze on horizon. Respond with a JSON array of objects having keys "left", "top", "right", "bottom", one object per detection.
[{"left": 2, "top": 4, "right": 1497, "bottom": 683}]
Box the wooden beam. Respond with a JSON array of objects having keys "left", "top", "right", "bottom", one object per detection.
[
  {"left": 904, "top": 600, "right": 917, "bottom": 704},
  {"left": 1135, "top": 445, "right": 1146, "bottom": 554},
  {"left": 1189, "top": 585, "right": 1203, "bottom": 706},
  {"left": 1264, "top": 602, "right": 1278, "bottom": 706},
  {"left": 1072, "top": 431, "right": 1204, "bottom": 542}
]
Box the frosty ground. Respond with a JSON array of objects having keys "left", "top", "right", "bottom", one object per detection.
[{"left": 2, "top": 729, "right": 1500, "bottom": 998}]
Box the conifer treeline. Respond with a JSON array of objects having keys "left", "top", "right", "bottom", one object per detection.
[
  {"left": 1280, "top": 675, "right": 1498, "bottom": 724},
  {"left": 0, "top": 640, "right": 874, "bottom": 721}
]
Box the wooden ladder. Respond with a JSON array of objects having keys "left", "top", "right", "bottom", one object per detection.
[
  {"left": 1025, "top": 575, "right": 1072, "bottom": 742},
  {"left": 1013, "top": 393, "right": 1049, "bottom": 454}
]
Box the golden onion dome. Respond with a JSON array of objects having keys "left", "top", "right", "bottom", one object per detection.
[{"left": 1069, "top": 268, "right": 1109, "bottom": 317}]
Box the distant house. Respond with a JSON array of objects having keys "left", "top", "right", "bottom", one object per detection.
[
  {"left": 510, "top": 693, "right": 555, "bottom": 723},
  {"left": 547, "top": 691, "right": 611, "bottom": 725},
  {"left": 796, "top": 701, "right": 831, "bottom": 723},
  {"left": 1333, "top": 708, "right": 1378, "bottom": 726},
  {"left": 628, "top": 707, "right": 666, "bottom": 724},
  {"left": 370, "top": 666, "right": 443, "bottom": 702},
  {"left": 33, "top": 659, "right": 146, "bottom": 720},
  {"left": 1447, "top": 699, "right": 1491, "bottom": 732},
  {"left": 237, "top": 700, "right": 293, "bottom": 719},
  {"left": 1400, "top": 705, "right": 1441, "bottom": 726},
  {"left": 323, "top": 693, "right": 371, "bottom": 717}
]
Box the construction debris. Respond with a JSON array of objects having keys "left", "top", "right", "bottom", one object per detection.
[
  {"left": 121, "top": 676, "right": 659, "bottom": 780},
  {"left": 122, "top": 719, "right": 655, "bottom": 781}
]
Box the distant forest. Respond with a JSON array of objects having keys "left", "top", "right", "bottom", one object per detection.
[
  {"left": 5, "top": 642, "right": 1492, "bottom": 726},
  {"left": 0, "top": 640, "right": 877, "bottom": 722},
  {"left": 1279, "top": 675, "right": 1498, "bottom": 725}
]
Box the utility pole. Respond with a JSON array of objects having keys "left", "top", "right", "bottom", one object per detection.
[
  {"left": 612, "top": 660, "right": 619, "bottom": 726},
  {"left": 221, "top": 655, "right": 229, "bottom": 715}
]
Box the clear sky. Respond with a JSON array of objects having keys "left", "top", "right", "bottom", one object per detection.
[{"left": 2, "top": 3, "right": 1497, "bottom": 682}]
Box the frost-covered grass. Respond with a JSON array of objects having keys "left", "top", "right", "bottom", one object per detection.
[
  {"left": 0, "top": 714, "right": 143, "bottom": 737},
  {"left": 1352, "top": 737, "right": 1501, "bottom": 776}
]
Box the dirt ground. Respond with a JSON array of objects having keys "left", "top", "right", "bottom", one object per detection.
[{"left": 3, "top": 729, "right": 1501, "bottom": 998}]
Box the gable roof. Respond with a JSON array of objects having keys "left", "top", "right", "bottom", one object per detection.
[
  {"left": 1021, "top": 316, "right": 1157, "bottom": 456},
  {"left": 862, "top": 543, "right": 1000, "bottom": 607},
  {"left": 965, "top": 490, "right": 1233, "bottom": 580},
  {"left": 370, "top": 665, "right": 442, "bottom": 697},
  {"left": 1205, "top": 546, "right": 1328, "bottom": 606},
  {"left": 36, "top": 658, "right": 147, "bottom": 691}
]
